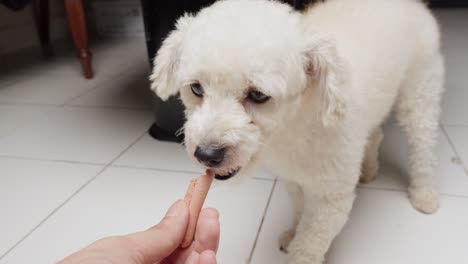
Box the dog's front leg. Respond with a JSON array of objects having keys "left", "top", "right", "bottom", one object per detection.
[
  {"left": 287, "top": 190, "right": 356, "bottom": 264},
  {"left": 280, "top": 181, "right": 304, "bottom": 252}
]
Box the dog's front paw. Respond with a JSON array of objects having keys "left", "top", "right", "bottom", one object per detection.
[
  {"left": 279, "top": 230, "right": 295, "bottom": 253},
  {"left": 359, "top": 169, "right": 377, "bottom": 183},
  {"left": 285, "top": 235, "right": 325, "bottom": 264},
  {"left": 359, "top": 159, "right": 379, "bottom": 184},
  {"left": 409, "top": 186, "right": 439, "bottom": 214},
  {"left": 288, "top": 260, "right": 322, "bottom": 264},
  {"left": 287, "top": 251, "right": 323, "bottom": 264}
]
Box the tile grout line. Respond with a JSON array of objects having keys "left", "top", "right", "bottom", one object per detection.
[
  {"left": 0, "top": 130, "right": 149, "bottom": 261},
  {"left": 0, "top": 70, "right": 148, "bottom": 139},
  {"left": 441, "top": 124, "right": 468, "bottom": 128},
  {"left": 0, "top": 154, "right": 106, "bottom": 166},
  {"left": 58, "top": 74, "right": 127, "bottom": 108},
  {"left": 60, "top": 65, "right": 147, "bottom": 107},
  {"left": 110, "top": 164, "right": 276, "bottom": 182},
  {"left": 111, "top": 164, "right": 203, "bottom": 175},
  {"left": 0, "top": 74, "right": 113, "bottom": 108},
  {"left": 247, "top": 177, "right": 278, "bottom": 264},
  {"left": 358, "top": 185, "right": 468, "bottom": 199},
  {"left": 0, "top": 155, "right": 274, "bottom": 182},
  {"left": 61, "top": 104, "right": 152, "bottom": 112},
  {"left": 440, "top": 125, "right": 468, "bottom": 176},
  {"left": 0, "top": 64, "right": 140, "bottom": 109},
  {"left": 0, "top": 101, "right": 151, "bottom": 112},
  {"left": 0, "top": 101, "right": 58, "bottom": 107},
  {"left": 0, "top": 106, "right": 60, "bottom": 140}
]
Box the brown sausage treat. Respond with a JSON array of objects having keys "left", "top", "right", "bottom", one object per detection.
[{"left": 181, "top": 169, "right": 214, "bottom": 248}]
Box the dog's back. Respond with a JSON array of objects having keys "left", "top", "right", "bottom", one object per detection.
[{"left": 302, "top": 0, "right": 442, "bottom": 128}]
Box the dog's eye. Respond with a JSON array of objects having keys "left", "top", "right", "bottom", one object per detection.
[
  {"left": 190, "top": 83, "right": 204, "bottom": 98},
  {"left": 247, "top": 90, "right": 270, "bottom": 104}
]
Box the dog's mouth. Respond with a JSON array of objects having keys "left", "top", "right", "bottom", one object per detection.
[{"left": 214, "top": 167, "right": 241, "bottom": 181}]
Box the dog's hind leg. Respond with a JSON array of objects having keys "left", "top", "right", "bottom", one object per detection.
[
  {"left": 359, "top": 126, "right": 384, "bottom": 183},
  {"left": 395, "top": 53, "right": 444, "bottom": 214},
  {"left": 280, "top": 181, "right": 304, "bottom": 252}
]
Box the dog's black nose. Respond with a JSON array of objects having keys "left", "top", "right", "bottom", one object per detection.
[{"left": 194, "top": 146, "right": 226, "bottom": 167}]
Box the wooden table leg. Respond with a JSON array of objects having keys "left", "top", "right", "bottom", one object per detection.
[
  {"left": 33, "top": 0, "right": 52, "bottom": 57},
  {"left": 64, "top": 0, "right": 93, "bottom": 79}
]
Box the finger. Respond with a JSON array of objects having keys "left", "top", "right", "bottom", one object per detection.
[
  {"left": 162, "top": 208, "right": 220, "bottom": 264},
  {"left": 199, "top": 250, "right": 217, "bottom": 264},
  {"left": 192, "top": 208, "right": 220, "bottom": 254},
  {"left": 127, "top": 200, "right": 189, "bottom": 263}
]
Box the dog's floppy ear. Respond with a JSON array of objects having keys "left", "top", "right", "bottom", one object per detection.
[
  {"left": 302, "top": 36, "right": 348, "bottom": 127},
  {"left": 150, "top": 14, "right": 193, "bottom": 101}
]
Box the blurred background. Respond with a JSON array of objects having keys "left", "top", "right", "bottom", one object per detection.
[{"left": 0, "top": 0, "right": 467, "bottom": 263}]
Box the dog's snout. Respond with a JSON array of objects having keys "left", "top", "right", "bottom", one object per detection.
[{"left": 194, "top": 145, "right": 226, "bottom": 167}]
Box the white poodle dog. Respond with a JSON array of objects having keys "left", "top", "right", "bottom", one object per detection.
[{"left": 150, "top": 0, "right": 444, "bottom": 263}]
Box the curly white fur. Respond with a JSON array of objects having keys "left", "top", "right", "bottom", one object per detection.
[{"left": 150, "top": 0, "right": 444, "bottom": 263}]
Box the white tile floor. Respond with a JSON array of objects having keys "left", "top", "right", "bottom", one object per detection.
[{"left": 0, "top": 9, "right": 467, "bottom": 264}]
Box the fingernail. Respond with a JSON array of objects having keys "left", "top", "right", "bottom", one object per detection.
[
  {"left": 166, "top": 200, "right": 186, "bottom": 217},
  {"left": 202, "top": 208, "right": 219, "bottom": 219}
]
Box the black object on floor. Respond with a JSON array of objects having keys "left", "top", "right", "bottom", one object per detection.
[
  {"left": 1, "top": 0, "right": 31, "bottom": 10},
  {"left": 141, "top": 0, "right": 216, "bottom": 143}
]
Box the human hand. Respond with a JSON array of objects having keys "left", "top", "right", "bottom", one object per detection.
[{"left": 59, "top": 200, "right": 220, "bottom": 264}]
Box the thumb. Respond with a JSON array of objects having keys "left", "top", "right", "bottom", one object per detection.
[{"left": 127, "top": 200, "right": 189, "bottom": 263}]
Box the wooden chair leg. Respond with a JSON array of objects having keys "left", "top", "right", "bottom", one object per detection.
[
  {"left": 33, "top": 0, "right": 52, "bottom": 57},
  {"left": 64, "top": 0, "right": 93, "bottom": 79}
]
